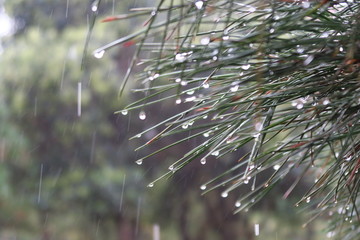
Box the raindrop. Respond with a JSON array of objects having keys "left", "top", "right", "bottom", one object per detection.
[
  {"left": 77, "top": 82, "right": 82, "bottom": 117},
  {"left": 322, "top": 98, "right": 330, "bottom": 105},
  {"left": 269, "top": 28, "right": 275, "bottom": 33},
  {"left": 212, "top": 56, "right": 218, "bottom": 61},
  {"left": 235, "top": 201, "right": 241, "bottom": 207},
  {"left": 121, "top": 110, "right": 128, "bottom": 115},
  {"left": 304, "top": 55, "right": 314, "bottom": 66},
  {"left": 203, "top": 132, "right": 210, "bottom": 137},
  {"left": 187, "top": 90, "right": 195, "bottom": 95},
  {"left": 200, "top": 185, "right": 206, "bottom": 190},
  {"left": 200, "top": 158, "right": 207, "bottom": 165},
  {"left": 211, "top": 150, "right": 219, "bottom": 156},
  {"left": 185, "top": 96, "right": 196, "bottom": 102},
  {"left": 339, "top": 46, "right": 344, "bottom": 52},
  {"left": 222, "top": 35, "right": 230, "bottom": 40},
  {"left": 201, "top": 37, "right": 210, "bottom": 45},
  {"left": 248, "top": 6, "right": 256, "bottom": 12},
  {"left": 175, "top": 98, "right": 182, "bottom": 104},
  {"left": 148, "top": 182, "right": 154, "bottom": 188},
  {"left": 139, "top": 111, "right": 146, "bottom": 120},
  {"left": 230, "top": 85, "right": 239, "bottom": 92},
  {"left": 254, "top": 224, "right": 260, "bottom": 236},
  {"left": 151, "top": 10, "right": 157, "bottom": 16},
  {"left": 248, "top": 163, "right": 255, "bottom": 171},
  {"left": 203, "top": 115, "right": 208, "bottom": 119},
  {"left": 182, "top": 123, "right": 189, "bottom": 129},
  {"left": 306, "top": 197, "right": 311, "bottom": 203},
  {"left": 136, "top": 159, "right": 143, "bottom": 165},
  {"left": 94, "top": 50, "right": 105, "bottom": 59},
  {"left": 92, "top": 4, "right": 98, "bottom": 12},
  {"left": 153, "top": 73, "right": 160, "bottom": 79},
  {"left": 241, "top": 64, "right": 251, "bottom": 70},
  {"left": 203, "top": 83, "right": 210, "bottom": 89},
  {"left": 175, "top": 53, "right": 187, "bottom": 62},
  {"left": 273, "top": 164, "right": 280, "bottom": 170},
  {"left": 175, "top": 78, "right": 181, "bottom": 83},
  {"left": 168, "top": 165, "right": 174, "bottom": 171},
  {"left": 302, "top": 1, "right": 311, "bottom": 8},
  {"left": 180, "top": 80, "right": 188, "bottom": 86},
  {"left": 221, "top": 192, "right": 228, "bottom": 198},
  {"left": 244, "top": 179, "right": 249, "bottom": 184},
  {"left": 195, "top": 1, "right": 204, "bottom": 10},
  {"left": 135, "top": 134, "right": 142, "bottom": 138}
]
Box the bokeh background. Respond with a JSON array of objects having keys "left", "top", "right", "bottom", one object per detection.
[{"left": 0, "top": 1, "right": 328, "bottom": 239}]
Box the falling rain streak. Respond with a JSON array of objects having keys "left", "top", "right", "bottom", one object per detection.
[
  {"left": 37, "top": 164, "right": 43, "bottom": 204},
  {"left": 135, "top": 197, "right": 142, "bottom": 236},
  {"left": 119, "top": 174, "right": 126, "bottom": 212},
  {"left": 254, "top": 224, "right": 260, "bottom": 236},
  {"left": 77, "top": 82, "right": 82, "bottom": 117}
]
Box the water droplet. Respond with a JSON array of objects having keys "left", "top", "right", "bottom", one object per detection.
[
  {"left": 136, "top": 159, "right": 143, "bottom": 165},
  {"left": 195, "top": 1, "right": 204, "bottom": 10},
  {"left": 302, "top": 1, "right": 310, "bottom": 8},
  {"left": 235, "top": 201, "right": 241, "bottom": 207},
  {"left": 94, "top": 50, "right": 105, "bottom": 59},
  {"left": 151, "top": 10, "right": 156, "bottom": 16},
  {"left": 202, "top": 115, "right": 208, "bottom": 119},
  {"left": 182, "top": 123, "right": 189, "bottom": 129},
  {"left": 244, "top": 179, "right": 249, "bottom": 184},
  {"left": 201, "top": 37, "right": 210, "bottom": 45},
  {"left": 180, "top": 80, "right": 188, "bottom": 86},
  {"left": 168, "top": 165, "right": 174, "bottom": 171},
  {"left": 121, "top": 109, "right": 128, "bottom": 115},
  {"left": 212, "top": 56, "right": 218, "bottom": 61},
  {"left": 248, "top": 163, "right": 255, "bottom": 171},
  {"left": 153, "top": 73, "right": 160, "bottom": 79},
  {"left": 222, "top": 35, "right": 230, "bottom": 41},
  {"left": 175, "top": 78, "right": 181, "bottom": 83},
  {"left": 221, "top": 192, "right": 228, "bottom": 198},
  {"left": 202, "top": 82, "right": 210, "bottom": 89},
  {"left": 185, "top": 96, "right": 196, "bottom": 102},
  {"left": 175, "top": 53, "right": 187, "bottom": 62},
  {"left": 296, "top": 45, "right": 305, "bottom": 53},
  {"left": 200, "top": 158, "right": 206, "bottom": 165},
  {"left": 322, "top": 98, "right": 330, "bottom": 105},
  {"left": 248, "top": 7, "right": 256, "bottom": 12},
  {"left": 187, "top": 90, "right": 195, "bottom": 95},
  {"left": 203, "top": 132, "right": 210, "bottom": 137},
  {"left": 200, "top": 184, "right": 206, "bottom": 190},
  {"left": 211, "top": 151, "right": 219, "bottom": 156},
  {"left": 254, "top": 224, "right": 260, "bottom": 236},
  {"left": 306, "top": 197, "right": 311, "bottom": 203},
  {"left": 241, "top": 64, "right": 250, "bottom": 70},
  {"left": 139, "top": 111, "right": 146, "bottom": 120},
  {"left": 326, "top": 231, "right": 335, "bottom": 238},
  {"left": 135, "top": 134, "right": 142, "bottom": 138},
  {"left": 230, "top": 85, "right": 239, "bottom": 92},
  {"left": 304, "top": 55, "right": 314, "bottom": 66},
  {"left": 273, "top": 164, "right": 280, "bottom": 170},
  {"left": 175, "top": 98, "right": 182, "bottom": 104},
  {"left": 91, "top": 4, "right": 98, "bottom": 12},
  {"left": 148, "top": 182, "right": 154, "bottom": 188},
  {"left": 339, "top": 46, "right": 344, "bottom": 52},
  {"left": 269, "top": 28, "right": 275, "bottom": 33}
]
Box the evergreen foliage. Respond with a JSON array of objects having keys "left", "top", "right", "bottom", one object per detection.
[{"left": 97, "top": 0, "right": 360, "bottom": 238}]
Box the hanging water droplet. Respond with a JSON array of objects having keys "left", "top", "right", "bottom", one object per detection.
[
  {"left": 273, "top": 164, "right": 280, "bottom": 170},
  {"left": 139, "top": 111, "right": 146, "bottom": 120},
  {"left": 200, "top": 158, "right": 206, "bottom": 165},
  {"left": 185, "top": 96, "right": 196, "bottom": 102},
  {"left": 195, "top": 1, "right": 204, "bottom": 10},
  {"left": 241, "top": 64, "right": 250, "bottom": 70},
  {"left": 211, "top": 150, "right": 219, "bottom": 156},
  {"left": 203, "top": 132, "right": 210, "bottom": 137},
  {"left": 248, "top": 6, "right": 256, "bottom": 12},
  {"left": 203, "top": 115, "right": 208, "bottom": 119},
  {"left": 94, "top": 50, "right": 105, "bottom": 59},
  {"left": 121, "top": 109, "right": 128, "bottom": 115},
  {"left": 187, "top": 90, "right": 195, "bottom": 95},
  {"left": 175, "top": 98, "right": 182, "bottom": 104},
  {"left": 269, "top": 28, "right": 275, "bottom": 33},
  {"left": 221, "top": 192, "right": 228, "bottom": 198},
  {"left": 302, "top": 1, "right": 310, "bottom": 8},
  {"left": 91, "top": 2, "right": 98, "bottom": 12},
  {"left": 296, "top": 45, "right": 305, "bottom": 53},
  {"left": 200, "top": 184, "right": 206, "bottom": 190},
  {"left": 148, "top": 182, "right": 154, "bottom": 188},
  {"left": 306, "top": 197, "right": 311, "bottom": 203},
  {"left": 180, "top": 80, "right": 188, "bottom": 86},
  {"left": 203, "top": 82, "right": 209, "bottom": 89},
  {"left": 182, "top": 123, "right": 189, "bottom": 129},
  {"left": 244, "top": 179, "right": 249, "bottom": 184},
  {"left": 230, "top": 85, "right": 239, "bottom": 92},
  {"left": 326, "top": 231, "right": 335, "bottom": 238},
  {"left": 248, "top": 163, "right": 255, "bottom": 171},
  {"left": 304, "top": 55, "right": 314, "bottom": 66},
  {"left": 135, "top": 134, "right": 142, "bottom": 138},
  {"left": 339, "top": 46, "right": 344, "bottom": 52},
  {"left": 222, "top": 35, "right": 230, "bottom": 41},
  {"left": 175, "top": 78, "right": 181, "bottom": 83},
  {"left": 175, "top": 53, "right": 187, "bottom": 62},
  {"left": 151, "top": 10, "right": 157, "bottom": 16},
  {"left": 235, "top": 201, "right": 241, "bottom": 207},
  {"left": 168, "top": 165, "right": 174, "bottom": 171},
  {"left": 136, "top": 159, "right": 143, "bottom": 165},
  {"left": 322, "top": 98, "right": 330, "bottom": 105},
  {"left": 201, "top": 37, "right": 210, "bottom": 45},
  {"left": 212, "top": 56, "right": 218, "bottom": 61}
]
